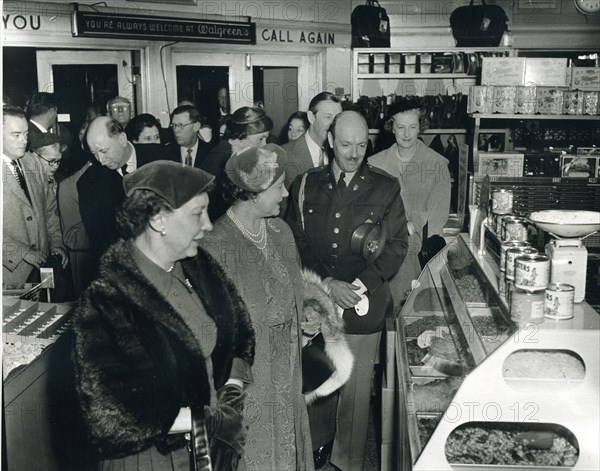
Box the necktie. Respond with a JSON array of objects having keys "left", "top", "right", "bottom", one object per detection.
[
  {"left": 318, "top": 147, "right": 326, "bottom": 167},
  {"left": 121, "top": 165, "right": 129, "bottom": 176},
  {"left": 11, "top": 159, "right": 32, "bottom": 204},
  {"left": 185, "top": 148, "right": 193, "bottom": 166},
  {"left": 338, "top": 172, "right": 347, "bottom": 194}
]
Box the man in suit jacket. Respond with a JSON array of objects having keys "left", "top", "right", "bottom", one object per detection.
[
  {"left": 283, "top": 92, "right": 343, "bottom": 187},
  {"left": 2, "top": 105, "right": 67, "bottom": 285},
  {"left": 286, "top": 111, "right": 408, "bottom": 471},
  {"left": 79, "top": 117, "right": 130, "bottom": 259},
  {"left": 26, "top": 92, "right": 58, "bottom": 151},
  {"left": 168, "top": 105, "right": 212, "bottom": 168}
]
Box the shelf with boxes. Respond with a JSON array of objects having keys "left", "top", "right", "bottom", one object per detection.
[
  {"left": 469, "top": 55, "right": 600, "bottom": 173},
  {"left": 352, "top": 47, "right": 515, "bottom": 101}
]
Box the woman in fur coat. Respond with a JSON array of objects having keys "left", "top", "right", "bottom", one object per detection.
[{"left": 71, "top": 161, "right": 255, "bottom": 471}]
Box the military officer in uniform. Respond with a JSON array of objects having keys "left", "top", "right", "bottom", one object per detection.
[{"left": 286, "top": 111, "right": 408, "bottom": 471}]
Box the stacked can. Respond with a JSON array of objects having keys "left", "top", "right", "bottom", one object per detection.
[
  {"left": 491, "top": 189, "right": 513, "bottom": 216},
  {"left": 498, "top": 240, "right": 531, "bottom": 300},
  {"left": 511, "top": 254, "right": 551, "bottom": 324},
  {"left": 505, "top": 246, "right": 538, "bottom": 306},
  {"left": 502, "top": 216, "right": 528, "bottom": 243}
]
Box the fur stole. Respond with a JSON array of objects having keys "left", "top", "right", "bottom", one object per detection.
[{"left": 301, "top": 269, "right": 354, "bottom": 404}]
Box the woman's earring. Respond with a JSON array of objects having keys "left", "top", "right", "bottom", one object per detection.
[{"left": 161, "top": 225, "right": 167, "bottom": 236}]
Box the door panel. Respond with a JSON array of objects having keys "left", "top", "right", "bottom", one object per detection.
[{"left": 36, "top": 50, "right": 133, "bottom": 131}]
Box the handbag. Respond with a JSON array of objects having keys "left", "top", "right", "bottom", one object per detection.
[
  {"left": 418, "top": 223, "right": 447, "bottom": 269},
  {"left": 449, "top": 0, "right": 508, "bottom": 47},
  {"left": 301, "top": 333, "right": 336, "bottom": 394},
  {"left": 351, "top": 0, "right": 390, "bottom": 48}
]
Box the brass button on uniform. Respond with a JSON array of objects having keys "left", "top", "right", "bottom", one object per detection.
[
  {"left": 26, "top": 216, "right": 33, "bottom": 221},
  {"left": 335, "top": 212, "right": 341, "bottom": 218},
  {"left": 332, "top": 243, "right": 338, "bottom": 249},
  {"left": 333, "top": 228, "right": 340, "bottom": 234}
]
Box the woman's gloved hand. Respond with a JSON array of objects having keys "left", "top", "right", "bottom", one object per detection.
[
  {"left": 217, "top": 383, "right": 245, "bottom": 413},
  {"left": 204, "top": 384, "right": 247, "bottom": 458}
]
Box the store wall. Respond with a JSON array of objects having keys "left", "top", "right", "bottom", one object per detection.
[
  {"left": 2, "top": 1, "right": 354, "bottom": 115},
  {"left": 352, "top": 0, "right": 600, "bottom": 49}
]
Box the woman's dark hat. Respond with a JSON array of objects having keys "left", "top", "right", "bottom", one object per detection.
[
  {"left": 225, "top": 144, "right": 287, "bottom": 192},
  {"left": 123, "top": 161, "right": 215, "bottom": 209}
]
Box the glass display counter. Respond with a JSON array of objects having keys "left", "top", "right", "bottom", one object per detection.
[{"left": 393, "top": 234, "right": 599, "bottom": 470}]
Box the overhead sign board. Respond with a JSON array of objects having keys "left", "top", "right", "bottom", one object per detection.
[{"left": 71, "top": 10, "right": 255, "bottom": 44}]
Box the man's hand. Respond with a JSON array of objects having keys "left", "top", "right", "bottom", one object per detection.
[
  {"left": 51, "top": 247, "right": 69, "bottom": 268},
  {"left": 23, "top": 249, "right": 46, "bottom": 268},
  {"left": 328, "top": 279, "right": 362, "bottom": 309}
]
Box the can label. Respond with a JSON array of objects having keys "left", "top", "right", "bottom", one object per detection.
[
  {"left": 495, "top": 214, "right": 504, "bottom": 236},
  {"left": 492, "top": 190, "right": 513, "bottom": 215},
  {"left": 544, "top": 283, "right": 575, "bottom": 320},
  {"left": 504, "top": 219, "right": 528, "bottom": 242},
  {"left": 500, "top": 241, "right": 531, "bottom": 271},
  {"left": 511, "top": 288, "right": 545, "bottom": 323},
  {"left": 515, "top": 255, "right": 550, "bottom": 291},
  {"left": 505, "top": 247, "right": 538, "bottom": 280}
]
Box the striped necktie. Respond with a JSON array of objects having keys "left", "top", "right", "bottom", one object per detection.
[
  {"left": 11, "top": 159, "right": 32, "bottom": 204},
  {"left": 185, "top": 148, "right": 193, "bottom": 166}
]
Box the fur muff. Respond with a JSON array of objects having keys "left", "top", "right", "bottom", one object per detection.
[{"left": 301, "top": 268, "right": 354, "bottom": 404}]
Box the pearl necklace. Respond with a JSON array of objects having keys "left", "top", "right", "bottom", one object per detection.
[
  {"left": 227, "top": 208, "right": 267, "bottom": 250},
  {"left": 165, "top": 262, "right": 193, "bottom": 289}
]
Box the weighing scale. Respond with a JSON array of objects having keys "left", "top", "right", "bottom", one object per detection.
[{"left": 527, "top": 210, "right": 600, "bottom": 303}]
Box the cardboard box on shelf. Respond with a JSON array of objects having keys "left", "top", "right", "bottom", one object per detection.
[
  {"left": 477, "top": 153, "right": 524, "bottom": 178},
  {"left": 563, "top": 91, "right": 585, "bottom": 115},
  {"left": 536, "top": 87, "right": 567, "bottom": 115},
  {"left": 481, "top": 57, "right": 526, "bottom": 86},
  {"left": 571, "top": 67, "right": 600, "bottom": 91},
  {"left": 524, "top": 58, "right": 569, "bottom": 87},
  {"left": 583, "top": 91, "right": 599, "bottom": 115},
  {"left": 561, "top": 155, "right": 597, "bottom": 178}
]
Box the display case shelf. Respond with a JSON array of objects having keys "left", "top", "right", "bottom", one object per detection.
[
  {"left": 390, "top": 234, "right": 600, "bottom": 470},
  {"left": 472, "top": 114, "right": 600, "bottom": 122},
  {"left": 356, "top": 73, "right": 477, "bottom": 80}
]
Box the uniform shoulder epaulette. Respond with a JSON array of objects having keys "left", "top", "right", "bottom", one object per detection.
[
  {"left": 305, "top": 166, "right": 322, "bottom": 175},
  {"left": 368, "top": 164, "right": 395, "bottom": 180}
]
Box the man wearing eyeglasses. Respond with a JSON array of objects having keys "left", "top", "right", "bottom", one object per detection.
[
  {"left": 30, "top": 132, "right": 63, "bottom": 189},
  {"left": 168, "top": 105, "right": 212, "bottom": 168},
  {"left": 107, "top": 96, "right": 132, "bottom": 128}
]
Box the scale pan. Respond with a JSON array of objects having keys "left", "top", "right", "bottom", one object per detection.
[{"left": 527, "top": 210, "right": 600, "bottom": 238}]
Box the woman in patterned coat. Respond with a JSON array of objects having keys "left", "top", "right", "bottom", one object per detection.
[{"left": 201, "top": 144, "right": 314, "bottom": 471}]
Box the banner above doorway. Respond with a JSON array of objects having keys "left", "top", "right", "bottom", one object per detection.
[{"left": 71, "top": 5, "right": 255, "bottom": 44}]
